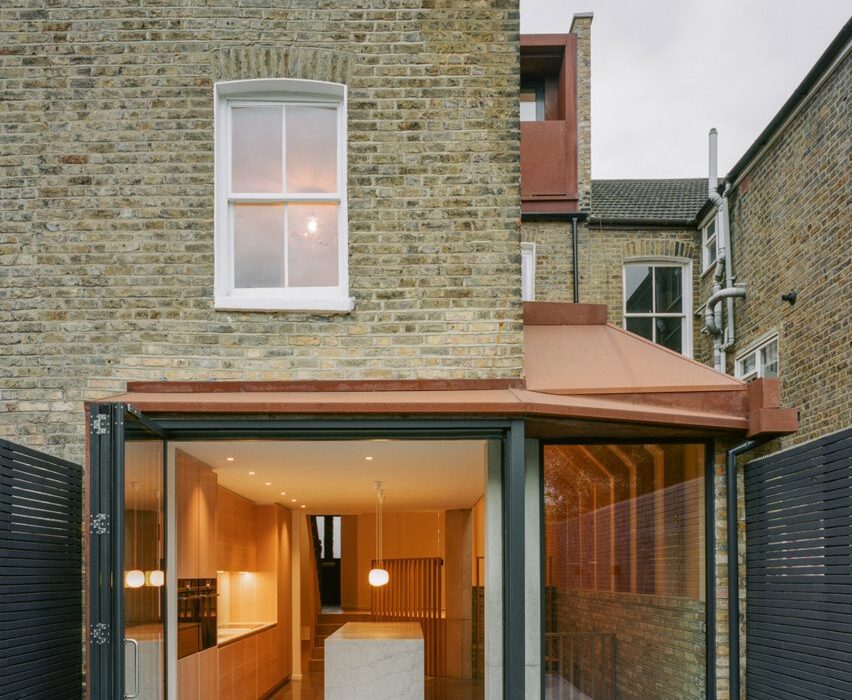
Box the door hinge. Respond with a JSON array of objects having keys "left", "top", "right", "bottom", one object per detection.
[
  {"left": 90, "top": 622, "right": 110, "bottom": 646},
  {"left": 91, "top": 413, "right": 110, "bottom": 435},
  {"left": 90, "top": 513, "right": 110, "bottom": 535}
]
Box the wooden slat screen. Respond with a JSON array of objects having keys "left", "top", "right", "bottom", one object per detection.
[
  {"left": 370, "top": 557, "right": 445, "bottom": 677},
  {"left": 0, "top": 439, "right": 83, "bottom": 699},
  {"left": 745, "top": 428, "right": 851, "bottom": 700}
]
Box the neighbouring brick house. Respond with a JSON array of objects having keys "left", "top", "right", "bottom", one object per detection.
[{"left": 0, "top": 5, "right": 844, "bottom": 700}]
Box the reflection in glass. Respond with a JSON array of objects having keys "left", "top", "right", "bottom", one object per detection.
[
  {"left": 654, "top": 267, "right": 682, "bottom": 313},
  {"left": 287, "top": 204, "right": 339, "bottom": 287},
  {"left": 233, "top": 204, "right": 285, "bottom": 288},
  {"left": 231, "top": 106, "right": 283, "bottom": 193},
  {"left": 285, "top": 106, "right": 338, "bottom": 194},
  {"left": 625, "top": 316, "right": 653, "bottom": 341},
  {"left": 544, "top": 444, "right": 706, "bottom": 700},
  {"left": 124, "top": 438, "right": 165, "bottom": 700},
  {"left": 656, "top": 316, "right": 682, "bottom": 352},
  {"left": 625, "top": 265, "right": 653, "bottom": 313}
]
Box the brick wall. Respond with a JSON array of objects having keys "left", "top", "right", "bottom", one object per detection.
[
  {"left": 0, "top": 1, "right": 523, "bottom": 461},
  {"left": 553, "top": 588, "right": 706, "bottom": 700},
  {"left": 697, "top": 52, "right": 850, "bottom": 447}
]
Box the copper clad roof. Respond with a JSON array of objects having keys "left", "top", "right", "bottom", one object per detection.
[{"left": 101, "top": 303, "right": 797, "bottom": 439}]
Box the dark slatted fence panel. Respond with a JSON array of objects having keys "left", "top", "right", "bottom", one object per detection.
[
  {"left": 745, "top": 428, "right": 852, "bottom": 700},
  {"left": 0, "top": 439, "right": 83, "bottom": 699}
]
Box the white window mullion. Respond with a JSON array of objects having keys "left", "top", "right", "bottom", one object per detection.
[{"left": 283, "top": 203, "right": 289, "bottom": 288}]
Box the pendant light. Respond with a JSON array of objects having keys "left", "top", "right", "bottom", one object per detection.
[
  {"left": 125, "top": 481, "right": 144, "bottom": 589},
  {"left": 368, "top": 481, "right": 389, "bottom": 587}
]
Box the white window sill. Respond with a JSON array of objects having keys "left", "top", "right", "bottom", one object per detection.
[{"left": 214, "top": 295, "right": 355, "bottom": 314}]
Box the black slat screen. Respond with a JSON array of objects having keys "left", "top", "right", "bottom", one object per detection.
[
  {"left": 0, "top": 439, "right": 83, "bottom": 699},
  {"left": 745, "top": 427, "right": 852, "bottom": 700}
]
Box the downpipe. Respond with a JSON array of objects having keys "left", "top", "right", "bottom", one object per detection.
[{"left": 726, "top": 438, "right": 770, "bottom": 700}]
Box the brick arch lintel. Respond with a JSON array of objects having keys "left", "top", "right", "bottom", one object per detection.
[
  {"left": 212, "top": 45, "right": 353, "bottom": 84},
  {"left": 622, "top": 239, "right": 696, "bottom": 260}
]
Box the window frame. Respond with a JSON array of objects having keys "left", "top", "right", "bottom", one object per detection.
[
  {"left": 700, "top": 213, "right": 718, "bottom": 274},
  {"left": 622, "top": 257, "right": 693, "bottom": 358},
  {"left": 213, "top": 78, "right": 352, "bottom": 313},
  {"left": 521, "top": 242, "right": 536, "bottom": 301},
  {"left": 735, "top": 332, "right": 780, "bottom": 381}
]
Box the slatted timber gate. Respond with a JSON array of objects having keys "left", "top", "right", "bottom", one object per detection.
[
  {"left": 0, "top": 439, "right": 83, "bottom": 699},
  {"left": 371, "top": 557, "right": 445, "bottom": 677},
  {"left": 744, "top": 427, "right": 851, "bottom": 700}
]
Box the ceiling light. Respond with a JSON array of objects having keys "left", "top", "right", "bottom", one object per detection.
[
  {"left": 369, "top": 481, "right": 389, "bottom": 588},
  {"left": 264, "top": 482, "right": 271, "bottom": 486},
  {"left": 248, "top": 471, "right": 255, "bottom": 475},
  {"left": 365, "top": 456, "right": 373, "bottom": 461},
  {"left": 291, "top": 498, "right": 297, "bottom": 503},
  {"left": 300, "top": 505, "right": 306, "bottom": 509},
  {"left": 226, "top": 457, "right": 235, "bottom": 462},
  {"left": 280, "top": 491, "right": 286, "bottom": 496}
]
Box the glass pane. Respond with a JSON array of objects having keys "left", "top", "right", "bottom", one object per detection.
[
  {"left": 656, "top": 317, "right": 683, "bottom": 353},
  {"left": 761, "top": 341, "right": 779, "bottom": 377},
  {"left": 124, "top": 428, "right": 165, "bottom": 700},
  {"left": 655, "top": 267, "right": 683, "bottom": 314},
  {"left": 625, "top": 316, "right": 653, "bottom": 341},
  {"left": 520, "top": 89, "right": 538, "bottom": 121},
  {"left": 741, "top": 354, "right": 757, "bottom": 377},
  {"left": 544, "top": 444, "right": 706, "bottom": 700},
  {"left": 233, "top": 204, "right": 285, "bottom": 288},
  {"left": 625, "top": 265, "right": 653, "bottom": 313},
  {"left": 231, "top": 105, "right": 283, "bottom": 193},
  {"left": 705, "top": 236, "right": 716, "bottom": 265},
  {"left": 287, "top": 204, "right": 339, "bottom": 287},
  {"left": 285, "top": 105, "right": 337, "bottom": 194},
  {"left": 705, "top": 220, "right": 715, "bottom": 238}
]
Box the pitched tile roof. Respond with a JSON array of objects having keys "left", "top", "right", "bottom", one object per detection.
[{"left": 591, "top": 178, "right": 710, "bottom": 225}]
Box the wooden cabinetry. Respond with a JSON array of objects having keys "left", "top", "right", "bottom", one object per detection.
[
  {"left": 218, "top": 635, "right": 257, "bottom": 700},
  {"left": 176, "top": 450, "right": 217, "bottom": 580},
  {"left": 216, "top": 487, "right": 256, "bottom": 572},
  {"left": 177, "top": 647, "right": 218, "bottom": 700}
]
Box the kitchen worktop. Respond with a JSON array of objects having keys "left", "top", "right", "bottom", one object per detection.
[{"left": 217, "top": 621, "right": 276, "bottom": 646}]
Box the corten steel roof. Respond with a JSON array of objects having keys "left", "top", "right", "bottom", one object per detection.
[
  {"left": 590, "top": 178, "right": 709, "bottom": 226},
  {"left": 101, "top": 303, "right": 797, "bottom": 439}
]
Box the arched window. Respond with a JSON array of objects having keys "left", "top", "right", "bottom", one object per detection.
[
  {"left": 622, "top": 258, "right": 692, "bottom": 356},
  {"left": 214, "top": 79, "right": 351, "bottom": 312}
]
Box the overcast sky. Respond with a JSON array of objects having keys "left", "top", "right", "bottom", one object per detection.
[{"left": 520, "top": 1, "right": 849, "bottom": 179}]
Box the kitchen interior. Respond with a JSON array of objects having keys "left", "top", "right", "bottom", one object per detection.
[{"left": 124, "top": 439, "right": 490, "bottom": 699}]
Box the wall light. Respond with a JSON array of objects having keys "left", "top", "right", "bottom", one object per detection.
[
  {"left": 146, "top": 570, "right": 165, "bottom": 587},
  {"left": 125, "top": 570, "right": 145, "bottom": 589}
]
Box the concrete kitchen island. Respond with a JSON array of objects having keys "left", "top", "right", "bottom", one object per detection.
[{"left": 324, "top": 622, "right": 424, "bottom": 700}]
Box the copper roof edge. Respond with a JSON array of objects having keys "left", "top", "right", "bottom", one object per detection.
[
  {"left": 124, "top": 378, "right": 526, "bottom": 394},
  {"left": 523, "top": 302, "right": 608, "bottom": 325}
]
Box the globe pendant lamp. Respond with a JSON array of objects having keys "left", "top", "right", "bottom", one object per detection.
[
  {"left": 368, "top": 481, "right": 389, "bottom": 587},
  {"left": 125, "top": 481, "right": 145, "bottom": 588}
]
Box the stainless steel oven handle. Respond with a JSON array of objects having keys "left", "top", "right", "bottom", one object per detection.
[{"left": 124, "top": 638, "right": 140, "bottom": 699}]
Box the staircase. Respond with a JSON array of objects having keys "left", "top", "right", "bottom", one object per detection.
[{"left": 308, "top": 611, "right": 372, "bottom": 674}]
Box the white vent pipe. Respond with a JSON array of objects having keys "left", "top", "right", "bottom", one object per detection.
[{"left": 703, "top": 129, "right": 741, "bottom": 372}]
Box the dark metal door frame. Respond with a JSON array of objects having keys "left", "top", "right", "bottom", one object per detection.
[{"left": 88, "top": 408, "right": 527, "bottom": 699}]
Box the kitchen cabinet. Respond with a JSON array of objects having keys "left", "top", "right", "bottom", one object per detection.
[
  {"left": 216, "top": 487, "right": 256, "bottom": 572},
  {"left": 218, "top": 634, "right": 256, "bottom": 700},
  {"left": 256, "top": 626, "right": 285, "bottom": 697},
  {"left": 178, "top": 647, "right": 218, "bottom": 700},
  {"left": 176, "top": 450, "right": 217, "bottom": 579}
]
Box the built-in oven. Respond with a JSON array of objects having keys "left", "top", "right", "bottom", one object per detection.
[{"left": 177, "top": 578, "right": 217, "bottom": 659}]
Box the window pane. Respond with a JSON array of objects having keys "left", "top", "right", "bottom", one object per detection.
[
  {"left": 285, "top": 106, "right": 337, "bottom": 194},
  {"left": 287, "top": 204, "right": 339, "bottom": 287},
  {"left": 741, "top": 354, "right": 757, "bottom": 376},
  {"left": 626, "top": 316, "right": 653, "bottom": 341},
  {"left": 233, "top": 204, "right": 285, "bottom": 288},
  {"left": 706, "top": 220, "right": 715, "bottom": 238},
  {"left": 231, "top": 106, "right": 283, "bottom": 193},
  {"left": 544, "top": 444, "right": 706, "bottom": 699},
  {"left": 656, "top": 317, "right": 683, "bottom": 353},
  {"left": 655, "top": 267, "right": 683, "bottom": 313},
  {"left": 705, "top": 236, "right": 716, "bottom": 264},
  {"left": 625, "top": 265, "right": 653, "bottom": 313},
  {"left": 520, "top": 89, "right": 538, "bottom": 121},
  {"left": 761, "top": 341, "right": 778, "bottom": 377}
]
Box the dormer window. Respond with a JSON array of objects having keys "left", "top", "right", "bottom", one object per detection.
[{"left": 214, "top": 79, "right": 352, "bottom": 312}]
